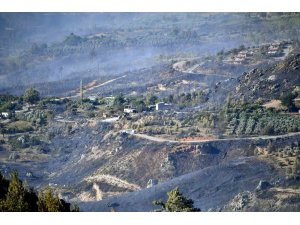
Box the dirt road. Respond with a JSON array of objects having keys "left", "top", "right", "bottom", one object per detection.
[
  {"left": 64, "top": 75, "right": 127, "bottom": 99},
  {"left": 133, "top": 132, "right": 300, "bottom": 144}
]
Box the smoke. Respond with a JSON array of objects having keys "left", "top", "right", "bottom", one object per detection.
[{"left": 1, "top": 13, "right": 299, "bottom": 96}]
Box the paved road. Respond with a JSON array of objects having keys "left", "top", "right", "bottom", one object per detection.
[{"left": 133, "top": 132, "right": 300, "bottom": 144}]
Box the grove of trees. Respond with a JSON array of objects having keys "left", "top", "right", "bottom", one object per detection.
[{"left": 0, "top": 171, "right": 79, "bottom": 212}]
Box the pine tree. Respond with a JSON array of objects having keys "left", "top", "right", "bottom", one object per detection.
[
  {"left": 0, "top": 171, "right": 79, "bottom": 212},
  {"left": 153, "top": 187, "right": 201, "bottom": 212},
  {"left": 38, "top": 188, "right": 63, "bottom": 212},
  {"left": 3, "top": 171, "right": 29, "bottom": 211}
]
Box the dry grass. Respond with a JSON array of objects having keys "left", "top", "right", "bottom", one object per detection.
[{"left": 262, "top": 99, "right": 285, "bottom": 110}]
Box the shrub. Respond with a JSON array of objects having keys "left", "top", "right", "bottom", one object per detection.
[
  {"left": 153, "top": 187, "right": 201, "bottom": 212},
  {"left": 262, "top": 124, "right": 275, "bottom": 135}
]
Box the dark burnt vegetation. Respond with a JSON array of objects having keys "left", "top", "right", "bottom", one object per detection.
[{"left": 0, "top": 13, "right": 300, "bottom": 212}]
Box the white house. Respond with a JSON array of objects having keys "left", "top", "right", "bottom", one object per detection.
[{"left": 156, "top": 102, "right": 172, "bottom": 111}]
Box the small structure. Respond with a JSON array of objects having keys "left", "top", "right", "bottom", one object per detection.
[
  {"left": 267, "top": 42, "right": 282, "bottom": 56},
  {"left": 294, "top": 98, "right": 300, "bottom": 109},
  {"left": 156, "top": 102, "right": 173, "bottom": 111},
  {"left": 88, "top": 95, "right": 98, "bottom": 103},
  {"left": 121, "top": 129, "right": 135, "bottom": 135},
  {"left": 271, "top": 42, "right": 281, "bottom": 48},
  {"left": 267, "top": 50, "right": 278, "bottom": 56},
  {"left": 1, "top": 112, "right": 9, "bottom": 118},
  {"left": 49, "top": 98, "right": 64, "bottom": 104},
  {"left": 15, "top": 110, "right": 26, "bottom": 115},
  {"left": 17, "top": 136, "right": 26, "bottom": 144},
  {"left": 147, "top": 105, "right": 156, "bottom": 111},
  {"left": 23, "top": 103, "right": 36, "bottom": 111},
  {"left": 269, "top": 45, "right": 279, "bottom": 51},
  {"left": 238, "top": 50, "right": 248, "bottom": 58},
  {"left": 233, "top": 53, "right": 247, "bottom": 64},
  {"left": 124, "top": 105, "right": 137, "bottom": 113}
]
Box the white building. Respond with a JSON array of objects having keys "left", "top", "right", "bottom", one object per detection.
[
  {"left": 124, "top": 105, "right": 137, "bottom": 113},
  {"left": 1, "top": 112, "right": 9, "bottom": 118},
  {"left": 156, "top": 102, "right": 172, "bottom": 111},
  {"left": 121, "top": 129, "right": 135, "bottom": 135}
]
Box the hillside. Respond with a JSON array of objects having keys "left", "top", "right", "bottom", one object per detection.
[
  {"left": 1, "top": 12, "right": 300, "bottom": 212},
  {"left": 234, "top": 52, "right": 300, "bottom": 103},
  {"left": 79, "top": 157, "right": 279, "bottom": 211}
]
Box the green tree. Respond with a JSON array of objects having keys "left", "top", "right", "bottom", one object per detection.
[
  {"left": 2, "top": 171, "right": 29, "bottom": 211},
  {"left": 38, "top": 188, "right": 78, "bottom": 212},
  {"left": 167, "top": 94, "right": 174, "bottom": 103},
  {"left": 147, "top": 95, "right": 158, "bottom": 105},
  {"left": 113, "top": 93, "right": 126, "bottom": 110},
  {"left": 38, "top": 188, "right": 63, "bottom": 212},
  {"left": 262, "top": 124, "right": 275, "bottom": 135},
  {"left": 153, "top": 187, "right": 201, "bottom": 212},
  {"left": 280, "top": 92, "right": 297, "bottom": 112},
  {"left": 0, "top": 123, "right": 5, "bottom": 137},
  {"left": 0, "top": 171, "right": 78, "bottom": 212},
  {"left": 23, "top": 87, "right": 40, "bottom": 104},
  {"left": 133, "top": 99, "right": 146, "bottom": 112},
  {"left": 185, "top": 93, "right": 192, "bottom": 102}
]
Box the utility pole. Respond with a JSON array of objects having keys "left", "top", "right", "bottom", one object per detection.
[{"left": 80, "top": 80, "right": 83, "bottom": 105}]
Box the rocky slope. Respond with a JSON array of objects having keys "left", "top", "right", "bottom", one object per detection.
[
  {"left": 221, "top": 182, "right": 300, "bottom": 212},
  {"left": 2, "top": 117, "right": 299, "bottom": 207},
  {"left": 234, "top": 53, "right": 300, "bottom": 103}
]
